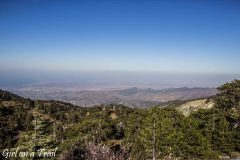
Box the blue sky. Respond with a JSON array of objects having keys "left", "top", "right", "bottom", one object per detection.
[{"left": 0, "top": 0, "right": 240, "bottom": 86}]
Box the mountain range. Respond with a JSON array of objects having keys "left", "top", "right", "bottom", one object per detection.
[{"left": 10, "top": 87, "right": 217, "bottom": 107}]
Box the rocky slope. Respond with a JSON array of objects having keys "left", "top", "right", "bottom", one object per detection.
[{"left": 176, "top": 99, "right": 215, "bottom": 116}]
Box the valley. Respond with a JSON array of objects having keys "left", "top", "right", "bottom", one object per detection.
[{"left": 9, "top": 86, "right": 217, "bottom": 108}]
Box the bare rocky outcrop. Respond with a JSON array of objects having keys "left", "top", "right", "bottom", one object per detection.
[{"left": 176, "top": 99, "right": 215, "bottom": 116}]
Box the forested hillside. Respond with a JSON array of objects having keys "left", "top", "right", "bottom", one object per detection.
[{"left": 0, "top": 80, "right": 239, "bottom": 159}]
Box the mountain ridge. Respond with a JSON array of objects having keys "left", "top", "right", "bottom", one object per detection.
[{"left": 9, "top": 86, "right": 217, "bottom": 107}]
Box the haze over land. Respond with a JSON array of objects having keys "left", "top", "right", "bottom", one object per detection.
[
  {"left": 10, "top": 86, "right": 217, "bottom": 107},
  {"left": 0, "top": 70, "right": 237, "bottom": 107},
  {"left": 0, "top": 70, "right": 238, "bottom": 107}
]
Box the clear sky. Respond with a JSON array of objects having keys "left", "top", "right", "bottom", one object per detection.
[{"left": 0, "top": 0, "right": 240, "bottom": 87}]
